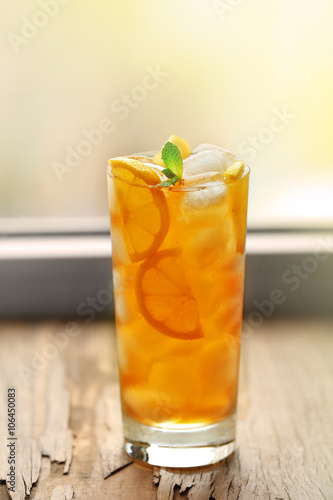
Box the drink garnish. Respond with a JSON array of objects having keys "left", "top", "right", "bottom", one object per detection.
[
  {"left": 153, "top": 134, "right": 191, "bottom": 166},
  {"left": 224, "top": 161, "right": 245, "bottom": 182},
  {"left": 109, "top": 157, "right": 169, "bottom": 262},
  {"left": 158, "top": 142, "right": 184, "bottom": 187}
]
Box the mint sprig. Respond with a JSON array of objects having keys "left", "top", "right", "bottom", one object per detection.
[
  {"left": 158, "top": 142, "right": 183, "bottom": 187},
  {"left": 159, "top": 177, "right": 179, "bottom": 187}
]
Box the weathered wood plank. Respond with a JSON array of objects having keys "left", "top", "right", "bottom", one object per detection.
[
  {"left": 0, "top": 324, "right": 73, "bottom": 500},
  {"left": 97, "top": 385, "right": 133, "bottom": 478},
  {"left": 0, "top": 319, "right": 332, "bottom": 500},
  {"left": 50, "top": 485, "right": 74, "bottom": 500},
  {"left": 156, "top": 469, "right": 216, "bottom": 500},
  {"left": 40, "top": 357, "right": 73, "bottom": 474}
]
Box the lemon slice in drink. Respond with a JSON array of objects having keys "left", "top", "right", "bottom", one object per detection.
[
  {"left": 109, "top": 157, "right": 169, "bottom": 263},
  {"left": 136, "top": 248, "right": 203, "bottom": 340}
]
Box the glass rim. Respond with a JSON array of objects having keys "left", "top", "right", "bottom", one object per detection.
[{"left": 107, "top": 156, "right": 250, "bottom": 192}]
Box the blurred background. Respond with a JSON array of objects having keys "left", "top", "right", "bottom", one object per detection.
[{"left": 1, "top": 0, "right": 332, "bottom": 317}]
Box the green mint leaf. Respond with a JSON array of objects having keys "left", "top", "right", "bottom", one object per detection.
[
  {"left": 161, "top": 142, "right": 183, "bottom": 178},
  {"left": 159, "top": 179, "right": 174, "bottom": 187},
  {"left": 169, "top": 176, "right": 180, "bottom": 185},
  {"left": 162, "top": 168, "right": 176, "bottom": 179},
  {"left": 158, "top": 176, "right": 180, "bottom": 187}
]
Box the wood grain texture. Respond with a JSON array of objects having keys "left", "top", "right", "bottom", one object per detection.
[
  {"left": 155, "top": 469, "right": 216, "bottom": 500},
  {"left": 0, "top": 324, "right": 73, "bottom": 500},
  {"left": 40, "top": 357, "right": 73, "bottom": 474},
  {"left": 97, "top": 385, "right": 133, "bottom": 478},
  {"left": 0, "top": 319, "right": 332, "bottom": 500},
  {"left": 50, "top": 485, "right": 74, "bottom": 500}
]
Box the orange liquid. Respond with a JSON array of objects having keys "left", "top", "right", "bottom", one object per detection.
[{"left": 108, "top": 169, "right": 249, "bottom": 428}]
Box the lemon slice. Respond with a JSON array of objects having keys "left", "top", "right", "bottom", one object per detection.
[
  {"left": 109, "top": 157, "right": 162, "bottom": 186},
  {"left": 224, "top": 161, "right": 245, "bottom": 183},
  {"left": 109, "top": 157, "right": 169, "bottom": 262},
  {"left": 225, "top": 162, "right": 249, "bottom": 254},
  {"left": 136, "top": 248, "right": 203, "bottom": 340}
]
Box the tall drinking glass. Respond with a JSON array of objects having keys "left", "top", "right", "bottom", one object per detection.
[{"left": 107, "top": 152, "right": 249, "bottom": 467}]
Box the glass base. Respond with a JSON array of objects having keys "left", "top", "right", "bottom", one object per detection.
[{"left": 123, "top": 414, "right": 236, "bottom": 468}]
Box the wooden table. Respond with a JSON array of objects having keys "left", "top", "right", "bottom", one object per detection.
[{"left": 0, "top": 319, "right": 332, "bottom": 500}]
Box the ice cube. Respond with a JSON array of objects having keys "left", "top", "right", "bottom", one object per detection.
[
  {"left": 182, "top": 172, "right": 226, "bottom": 209},
  {"left": 183, "top": 148, "right": 236, "bottom": 178},
  {"left": 182, "top": 171, "right": 224, "bottom": 187},
  {"left": 191, "top": 144, "right": 237, "bottom": 171}
]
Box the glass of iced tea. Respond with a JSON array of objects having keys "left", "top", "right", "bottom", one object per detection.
[{"left": 107, "top": 136, "right": 249, "bottom": 467}]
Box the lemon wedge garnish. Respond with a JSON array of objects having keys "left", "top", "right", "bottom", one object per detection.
[{"left": 224, "top": 161, "right": 245, "bottom": 183}]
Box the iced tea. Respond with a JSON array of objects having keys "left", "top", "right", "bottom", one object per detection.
[{"left": 107, "top": 138, "right": 249, "bottom": 467}]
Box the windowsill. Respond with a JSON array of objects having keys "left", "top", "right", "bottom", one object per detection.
[
  {"left": 0, "top": 230, "right": 332, "bottom": 258},
  {"left": 0, "top": 230, "right": 332, "bottom": 318}
]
